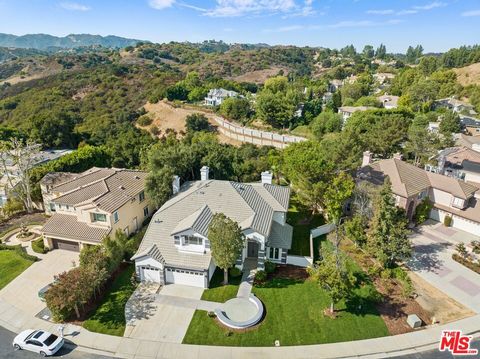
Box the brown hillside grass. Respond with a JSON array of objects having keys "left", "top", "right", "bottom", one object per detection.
[{"left": 454, "top": 62, "right": 480, "bottom": 86}]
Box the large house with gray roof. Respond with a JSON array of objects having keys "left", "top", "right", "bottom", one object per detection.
[
  {"left": 359, "top": 152, "right": 480, "bottom": 236},
  {"left": 131, "top": 167, "right": 292, "bottom": 288},
  {"left": 40, "top": 167, "right": 153, "bottom": 252}
]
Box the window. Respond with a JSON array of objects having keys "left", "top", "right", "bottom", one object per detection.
[
  {"left": 269, "top": 247, "right": 280, "bottom": 260},
  {"left": 183, "top": 235, "right": 202, "bottom": 246},
  {"left": 113, "top": 211, "right": 119, "bottom": 223},
  {"left": 143, "top": 206, "right": 149, "bottom": 217},
  {"left": 452, "top": 197, "right": 464, "bottom": 208},
  {"left": 66, "top": 205, "right": 70, "bottom": 210},
  {"left": 139, "top": 191, "right": 145, "bottom": 202},
  {"left": 49, "top": 203, "right": 56, "bottom": 212},
  {"left": 92, "top": 213, "right": 107, "bottom": 222},
  {"left": 417, "top": 190, "right": 426, "bottom": 200}
]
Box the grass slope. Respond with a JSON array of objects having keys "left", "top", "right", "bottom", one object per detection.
[
  {"left": 83, "top": 265, "right": 136, "bottom": 336},
  {"left": 0, "top": 250, "right": 35, "bottom": 290},
  {"left": 201, "top": 267, "right": 242, "bottom": 303}
]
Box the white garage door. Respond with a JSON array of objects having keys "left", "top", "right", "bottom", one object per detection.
[
  {"left": 141, "top": 267, "right": 161, "bottom": 283},
  {"left": 165, "top": 268, "right": 205, "bottom": 288}
]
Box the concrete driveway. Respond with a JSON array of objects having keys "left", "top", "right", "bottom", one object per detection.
[
  {"left": 407, "top": 225, "right": 480, "bottom": 313},
  {"left": 125, "top": 284, "right": 205, "bottom": 343},
  {"left": 0, "top": 249, "right": 79, "bottom": 317}
]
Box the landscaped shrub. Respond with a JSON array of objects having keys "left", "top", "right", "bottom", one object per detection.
[
  {"left": 254, "top": 270, "right": 267, "bottom": 283},
  {"left": 444, "top": 215, "right": 453, "bottom": 227},
  {"left": 344, "top": 215, "right": 367, "bottom": 247},
  {"left": 264, "top": 260, "right": 276, "bottom": 274},
  {"left": 452, "top": 254, "right": 480, "bottom": 275},
  {"left": 471, "top": 240, "right": 480, "bottom": 254},
  {"left": 31, "top": 237, "right": 48, "bottom": 254},
  {"left": 414, "top": 198, "right": 433, "bottom": 224},
  {"left": 229, "top": 267, "right": 242, "bottom": 278},
  {"left": 137, "top": 115, "right": 153, "bottom": 127}
]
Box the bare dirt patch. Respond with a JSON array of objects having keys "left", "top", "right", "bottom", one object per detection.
[
  {"left": 0, "top": 60, "right": 65, "bottom": 86},
  {"left": 454, "top": 62, "right": 480, "bottom": 86},
  {"left": 232, "top": 67, "right": 288, "bottom": 84},
  {"left": 141, "top": 101, "right": 243, "bottom": 145},
  {"left": 269, "top": 264, "right": 309, "bottom": 281}
]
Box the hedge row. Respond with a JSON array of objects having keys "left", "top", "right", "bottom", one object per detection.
[{"left": 32, "top": 237, "right": 48, "bottom": 254}]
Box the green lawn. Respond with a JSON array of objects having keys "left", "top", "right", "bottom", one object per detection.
[
  {"left": 0, "top": 250, "right": 35, "bottom": 290},
  {"left": 83, "top": 265, "right": 137, "bottom": 336},
  {"left": 201, "top": 267, "right": 242, "bottom": 303},
  {"left": 287, "top": 196, "right": 325, "bottom": 259},
  {"left": 183, "top": 276, "right": 388, "bottom": 346}
]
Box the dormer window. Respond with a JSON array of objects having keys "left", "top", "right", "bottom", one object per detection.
[
  {"left": 184, "top": 236, "right": 202, "bottom": 246},
  {"left": 92, "top": 213, "right": 107, "bottom": 222}
]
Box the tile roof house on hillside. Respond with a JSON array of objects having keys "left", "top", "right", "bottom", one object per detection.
[
  {"left": 426, "top": 146, "right": 480, "bottom": 185},
  {"left": 358, "top": 152, "right": 480, "bottom": 236},
  {"left": 40, "top": 167, "right": 154, "bottom": 252},
  {"left": 131, "top": 166, "right": 293, "bottom": 288},
  {"left": 204, "top": 88, "right": 239, "bottom": 106}
]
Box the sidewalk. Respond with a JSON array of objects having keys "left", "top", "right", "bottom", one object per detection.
[{"left": 2, "top": 295, "right": 480, "bottom": 358}]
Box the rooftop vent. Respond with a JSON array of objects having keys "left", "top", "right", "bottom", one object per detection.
[{"left": 119, "top": 185, "right": 125, "bottom": 190}]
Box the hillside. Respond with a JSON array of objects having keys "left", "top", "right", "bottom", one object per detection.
[
  {"left": 454, "top": 62, "right": 480, "bottom": 86},
  {"left": 0, "top": 33, "right": 142, "bottom": 50}
]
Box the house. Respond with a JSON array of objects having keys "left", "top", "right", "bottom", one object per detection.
[
  {"left": 373, "top": 73, "right": 396, "bottom": 85},
  {"left": 459, "top": 115, "right": 480, "bottom": 136},
  {"left": 359, "top": 152, "right": 480, "bottom": 236},
  {"left": 0, "top": 148, "right": 73, "bottom": 208},
  {"left": 322, "top": 92, "right": 333, "bottom": 103},
  {"left": 377, "top": 95, "right": 399, "bottom": 109},
  {"left": 40, "top": 167, "right": 153, "bottom": 252},
  {"left": 455, "top": 133, "right": 480, "bottom": 150},
  {"left": 204, "top": 88, "right": 239, "bottom": 106},
  {"left": 328, "top": 80, "right": 343, "bottom": 93},
  {"left": 131, "top": 167, "right": 292, "bottom": 288},
  {"left": 427, "top": 146, "right": 480, "bottom": 184},
  {"left": 338, "top": 106, "right": 375, "bottom": 122},
  {"left": 434, "top": 98, "right": 477, "bottom": 116}
]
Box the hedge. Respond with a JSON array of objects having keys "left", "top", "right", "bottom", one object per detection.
[
  {"left": 32, "top": 237, "right": 48, "bottom": 254},
  {"left": 452, "top": 254, "right": 480, "bottom": 274}
]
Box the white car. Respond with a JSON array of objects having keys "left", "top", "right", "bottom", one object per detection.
[{"left": 13, "top": 329, "right": 64, "bottom": 357}]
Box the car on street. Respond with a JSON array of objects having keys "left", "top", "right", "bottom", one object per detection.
[{"left": 13, "top": 329, "right": 64, "bottom": 357}]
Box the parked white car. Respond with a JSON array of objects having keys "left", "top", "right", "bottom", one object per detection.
[{"left": 13, "top": 329, "right": 64, "bottom": 356}]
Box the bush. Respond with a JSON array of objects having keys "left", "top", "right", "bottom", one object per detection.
[
  {"left": 444, "top": 215, "right": 453, "bottom": 227},
  {"left": 229, "top": 267, "right": 242, "bottom": 278},
  {"left": 32, "top": 237, "right": 48, "bottom": 254},
  {"left": 254, "top": 270, "right": 267, "bottom": 283},
  {"left": 452, "top": 253, "right": 480, "bottom": 274},
  {"left": 414, "top": 198, "right": 433, "bottom": 224},
  {"left": 264, "top": 260, "right": 276, "bottom": 274},
  {"left": 137, "top": 115, "right": 153, "bottom": 127},
  {"left": 471, "top": 240, "right": 480, "bottom": 254},
  {"left": 185, "top": 113, "right": 209, "bottom": 133}
]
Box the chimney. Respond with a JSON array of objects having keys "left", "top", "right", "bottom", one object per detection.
[
  {"left": 200, "top": 166, "right": 210, "bottom": 181},
  {"left": 172, "top": 175, "right": 180, "bottom": 195},
  {"left": 472, "top": 144, "right": 480, "bottom": 153},
  {"left": 393, "top": 152, "right": 403, "bottom": 161},
  {"left": 361, "top": 151, "right": 372, "bottom": 167},
  {"left": 261, "top": 171, "right": 273, "bottom": 185}
]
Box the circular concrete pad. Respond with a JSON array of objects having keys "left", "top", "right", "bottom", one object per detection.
[{"left": 222, "top": 298, "right": 259, "bottom": 322}]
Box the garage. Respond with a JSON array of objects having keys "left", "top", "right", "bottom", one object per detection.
[
  {"left": 52, "top": 239, "right": 80, "bottom": 252},
  {"left": 140, "top": 267, "right": 161, "bottom": 283},
  {"left": 165, "top": 268, "right": 206, "bottom": 288}
]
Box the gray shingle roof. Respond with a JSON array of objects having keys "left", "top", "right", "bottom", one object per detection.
[
  {"left": 267, "top": 222, "right": 293, "bottom": 249},
  {"left": 135, "top": 179, "right": 291, "bottom": 270},
  {"left": 42, "top": 213, "right": 111, "bottom": 243}
]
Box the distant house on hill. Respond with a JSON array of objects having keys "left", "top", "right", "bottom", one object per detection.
[
  {"left": 459, "top": 115, "right": 480, "bottom": 136},
  {"left": 434, "top": 97, "right": 477, "bottom": 116},
  {"left": 328, "top": 80, "right": 343, "bottom": 93},
  {"left": 204, "top": 88, "right": 239, "bottom": 106},
  {"left": 338, "top": 106, "right": 375, "bottom": 122},
  {"left": 377, "top": 95, "right": 399, "bottom": 109}
]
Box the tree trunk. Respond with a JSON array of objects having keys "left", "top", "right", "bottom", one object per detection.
[
  {"left": 223, "top": 268, "right": 228, "bottom": 286},
  {"left": 74, "top": 304, "right": 80, "bottom": 319},
  {"left": 330, "top": 301, "right": 334, "bottom": 314}
]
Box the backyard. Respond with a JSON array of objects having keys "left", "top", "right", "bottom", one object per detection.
[
  {"left": 0, "top": 248, "right": 36, "bottom": 290},
  {"left": 82, "top": 264, "right": 137, "bottom": 336}
]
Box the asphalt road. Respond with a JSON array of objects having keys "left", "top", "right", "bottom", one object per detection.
[
  {"left": 393, "top": 338, "right": 480, "bottom": 359},
  {"left": 0, "top": 326, "right": 113, "bottom": 359}
]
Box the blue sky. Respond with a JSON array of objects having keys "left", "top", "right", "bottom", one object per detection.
[{"left": 0, "top": 0, "right": 479, "bottom": 52}]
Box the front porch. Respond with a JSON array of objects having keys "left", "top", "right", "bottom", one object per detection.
[{"left": 236, "top": 239, "right": 265, "bottom": 271}]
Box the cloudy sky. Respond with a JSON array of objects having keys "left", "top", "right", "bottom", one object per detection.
[{"left": 0, "top": 0, "right": 479, "bottom": 52}]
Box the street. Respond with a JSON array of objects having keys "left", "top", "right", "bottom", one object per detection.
[
  {"left": 0, "top": 326, "right": 112, "bottom": 359},
  {"left": 394, "top": 339, "right": 480, "bottom": 359}
]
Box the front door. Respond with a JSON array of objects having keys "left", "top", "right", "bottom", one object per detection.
[{"left": 247, "top": 241, "right": 259, "bottom": 258}]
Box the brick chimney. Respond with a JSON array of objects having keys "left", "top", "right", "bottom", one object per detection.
[{"left": 361, "top": 151, "right": 372, "bottom": 167}]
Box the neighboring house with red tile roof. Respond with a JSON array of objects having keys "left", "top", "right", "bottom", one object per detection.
[
  {"left": 40, "top": 167, "right": 154, "bottom": 252},
  {"left": 358, "top": 152, "right": 480, "bottom": 236}
]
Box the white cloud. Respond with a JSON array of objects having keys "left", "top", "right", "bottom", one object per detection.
[
  {"left": 204, "top": 0, "right": 297, "bottom": 17},
  {"left": 366, "top": 9, "right": 394, "bottom": 15},
  {"left": 149, "top": 0, "right": 176, "bottom": 10},
  {"left": 397, "top": 9, "right": 418, "bottom": 15},
  {"left": 413, "top": 2, "right": 446, "bottom": 10},
  {"left": 328, "top": 19, "right": 402, "bottom": 29},
  {"left": 461, "top": 9, "right": 480, "bottom": 17},
  {"left": 60, "top": 2, "right": 90, "bottom": 11},
  {"left": 264, "top": 24, "right": 304, "bottom": 32}
]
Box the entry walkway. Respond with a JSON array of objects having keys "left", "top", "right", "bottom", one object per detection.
[{"left": 237, "top": 258, "right": 257, "bottom": 298}]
